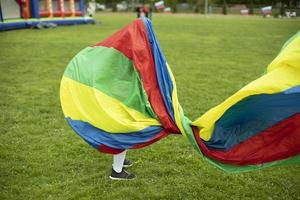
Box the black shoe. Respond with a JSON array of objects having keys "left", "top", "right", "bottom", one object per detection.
[
  {"left": 109, "top": 169, "right": 136, "bottom": 180},
  {"left": 123, "top": 159, "right": 133, "bottom": 168}
]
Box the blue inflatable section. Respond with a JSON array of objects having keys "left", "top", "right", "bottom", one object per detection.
[{"left": 0, "top": 18, "right": 95, "bottom": 31}]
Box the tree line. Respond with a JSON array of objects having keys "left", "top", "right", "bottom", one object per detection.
[{"left": 87, "top": 0, "right": 299, "bottom": 15}]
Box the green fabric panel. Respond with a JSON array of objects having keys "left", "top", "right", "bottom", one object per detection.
[
  {"left": 64, "top": 46, "right": 157, "bottom": 119},
  {"left": 208, "top": 154, "right": 300, "bottom": 173}
]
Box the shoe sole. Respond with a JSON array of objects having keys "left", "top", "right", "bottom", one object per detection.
[
  {"left": 109, "top": 176, "right": 135, "bottom": 180},
  {"left": 123, "top": 163, "right": 133, "bottom": 168}
]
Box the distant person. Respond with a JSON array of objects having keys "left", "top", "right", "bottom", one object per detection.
[
  {"left": 136, "top": 5, "right": 152, "bottom": 19},
  {"left": 136, "top": 6, "right": 142, "bottom": 18},
  {"left": 143, "top": 5, "right": 149, "bottom": 18},
  {"left": 87, "top": 0, "right": 96, "bottom": 17}
]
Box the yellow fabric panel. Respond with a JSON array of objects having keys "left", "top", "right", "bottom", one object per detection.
[
  {"left": 192, "top": 37, "right": 300, "bottom": 141},
  {"left": 165, "top": 63, "right": 186, "bottom": 136},
  {"left": 60, "top": 76, "right": 161, "bottom": 133}
]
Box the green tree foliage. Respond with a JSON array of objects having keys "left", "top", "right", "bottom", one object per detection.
[
  {"left": 86, "top": 0, "right": 291, "bottom": 5},
  {"left": 85, "top": 0, "right": 297, "bottom": 14},
  {"left": 222, "top": 0, "right": 228, "bottom": 14},
  {"left": 164, "top": 0, "right": 178, "bottom": 12}
]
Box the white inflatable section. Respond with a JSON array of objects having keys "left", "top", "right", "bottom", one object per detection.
[
  {"left": 0, "top": 0, "right": 20, "bottom": 19},
  {"left": 38, "top": 0, "right": 47, "bottom": 11}
]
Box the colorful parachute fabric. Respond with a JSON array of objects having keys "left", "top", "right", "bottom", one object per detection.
[{"left": 60, "top": 18, "right": 300, "bottom": 172}]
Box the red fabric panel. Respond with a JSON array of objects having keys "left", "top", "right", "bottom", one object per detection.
[
  {"left": 193, "top": 113, "right": 300, "bottom": 165},
  {"left": 92, "top": 19, "right": 180, "bottom": 134},
  {"left": 98, "top": 145, "right": 124, "bottom": 155}
]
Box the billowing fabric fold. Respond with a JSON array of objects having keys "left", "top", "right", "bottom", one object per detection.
[{"left": 60, "top": 18, "right": 300, "bottom": 172}]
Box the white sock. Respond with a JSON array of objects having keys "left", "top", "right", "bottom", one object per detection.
[{"left": 112, "top": 150, "right": 127, "bottom": 173}]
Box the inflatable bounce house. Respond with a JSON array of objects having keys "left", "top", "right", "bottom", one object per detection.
[{"left": 0, "top": 0, "right": 95, "bottom": 31}]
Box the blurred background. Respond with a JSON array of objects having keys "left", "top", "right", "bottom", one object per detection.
[{"left": 88, "top": 0, "right": 299, "bottom": 18}]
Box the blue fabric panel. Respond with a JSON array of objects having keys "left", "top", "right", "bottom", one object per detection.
[
  {"left": 66, "top": 118, "right": 163, "bottom": 150},
  {"left": 284, "top": 85, "right": 300, "bottom": 94},
  {"left": 206, "top": 85, "right": 300, "bottom": 151},
  {"left": 142, "top": 18, "right": 175, "bottom": 122}
]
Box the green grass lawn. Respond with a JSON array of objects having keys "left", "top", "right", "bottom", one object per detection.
[{"left": 1, "top": 13, "right": 300, "bottom": 200}]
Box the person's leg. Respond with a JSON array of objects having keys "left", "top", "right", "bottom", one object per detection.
[
  {"left": 112, "top": 150, "right": 127, "bottom": 173},
  {"left": 110, "top": 150, "right": 136, "bottom": 180}
]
